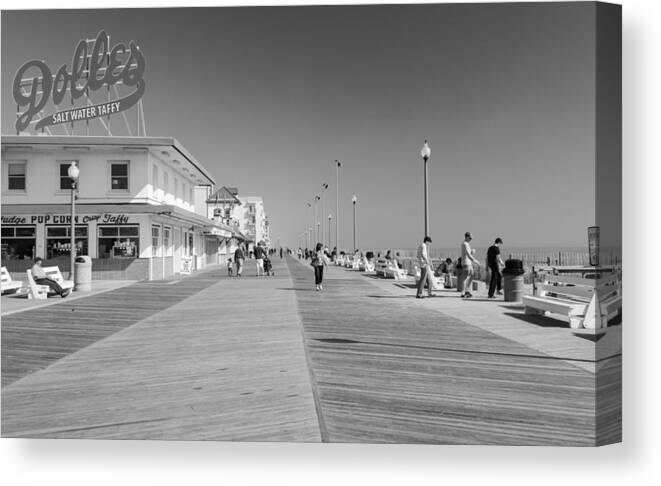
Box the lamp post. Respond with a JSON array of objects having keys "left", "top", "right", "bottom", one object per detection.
[
  {"left": 420, "top": 140, "right": 431, "bottom": 237},
  {"left": 67, "top": 161, "right": 80, "bottom": 282},
  {"left": 306, "top": 202, "right": 312, "bottom": 250},
  {"left": 321, "top": 183, "right": 328, "bottom": 247},
  {"left": 336, "top": 160, "right": 341, "bottom": 252},
  {"left": 352, "top": 194, "right": 357, "bottom": 253},
  {"left": 328, "top": 214, "right": 332, "bottom": 249},
  {"left": 314, "top": 195, "right": 321, "bottom": 243}
]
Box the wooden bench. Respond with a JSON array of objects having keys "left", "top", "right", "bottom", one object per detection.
[
  {"left": 26, "top": 266, "right": 74, "bottom": 299},
  {"left": 523, "top": 272, "right": 621, "bottom": 334},
  {"left": 374, "top": 258, "right": 389, "bottom": 277},
  {"left": 1, "top": 266, "right": 23, "bottom": 294},
  {"left": 383, "top": 261, "right": 408, "bottom": 280}
]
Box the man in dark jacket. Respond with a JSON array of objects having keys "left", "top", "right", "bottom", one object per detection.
[{"left": 487, "top": 238, "right": 505, "bottom": 298}]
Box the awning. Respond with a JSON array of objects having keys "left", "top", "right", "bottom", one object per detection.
[{"left": 203, "top": 226, "right": 232, "bottom": 238}]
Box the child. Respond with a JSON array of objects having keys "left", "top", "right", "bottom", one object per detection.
[{"left": 227, "top": 257, "right": 233, "bottom": 277}]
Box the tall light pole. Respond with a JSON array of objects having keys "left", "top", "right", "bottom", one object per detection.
[
  {"left": 321, "top": 183, "right": 328, "bottom": 247},
  {"left": 67, "top": 161, "right": 80, "bottom": 282},
  {"left": 352, "top": 194, "right": 357, "bottom": 253},
  {"left": 314, "top": 194, "right": 321, "bottom": 244},
  {"left": 328, "top": 213, "right": 332, "bottom": 249},
  {"left": 335, "top": 160, "right": 341, "bottom": 252},
  {"left": 421, "top": 141, "right": 431, "bottom": 237},
  {"left": 306, "top": 202, "right": 312, "bottom": 249}
]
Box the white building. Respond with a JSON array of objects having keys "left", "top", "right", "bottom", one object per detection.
[
  {"left": 206, "top": 188, "right": 270, "bottom": 252},
  {"left": 1, "top": 135, "right": 239, "bottom": 280}
]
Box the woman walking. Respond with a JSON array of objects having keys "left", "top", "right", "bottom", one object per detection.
[{"left": 312, "top": 242, "right": 328, "bottom": 291}]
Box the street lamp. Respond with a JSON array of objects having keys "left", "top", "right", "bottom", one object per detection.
[
  {"left": 321, "top": 183, "right": 328, "bottom": 247},
  {"left": 67, "top": 161, "right": 80, "bottom": 282},
  {"left": 420, "top": 140, "right": 431, "bottom": 237},
  {"left": 352, "top": 194, "right": 357, "bottom": 253},
  {"left": 314, "top": 194, "right": 321, "bottom": 243},
  {"left": 328, "top": 213, "right": 332, "bottom": 249},
  {"left": 306, "top": 202, "right": 312, "bottom": 249},
  {"left": 335, "top": 160, "right": 341, "bottom": 252}
]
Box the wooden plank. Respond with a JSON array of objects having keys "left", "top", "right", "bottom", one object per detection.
[
  {"left": 545, "top": 274, "right": 618, "bottom": 287},
  {"left": 288, "top": 259, "right": 614, "bottom": 445},
  {"left": 539, "top": 284, "right": 593, "bottom": 301},
  {"left": 522, "top": 295, "right": 585, "bottom": 316}
]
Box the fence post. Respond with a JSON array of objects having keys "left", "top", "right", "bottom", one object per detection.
[{"left": 532, "top": 265, "right": 536, "bottom": 295}]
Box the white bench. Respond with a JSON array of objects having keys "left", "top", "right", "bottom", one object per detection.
[
  {"left": 1, "top": 266, "right": 23, "bottom": 294},
  {"left": 374, "top": 258, "right": 389, "bottom": 277},
  {"left": 523, "top": 272, "right": 621, "bottom": 334},
  {"left": 414, "top": 265, "right": 444, "bottom": 290},
  {"left": 383, "top": 261, "right": 408, "bottom": 280},
  {"left": 26, "top": 266, "right": 74, "bottom": 299}
]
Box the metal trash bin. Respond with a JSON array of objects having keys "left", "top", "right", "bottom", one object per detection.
[
  {"left": 502, "top": 259, "right": 524, "bottom": 302},
  {"left": 74, "top": 255, "right": 92, "bottom": 292}
]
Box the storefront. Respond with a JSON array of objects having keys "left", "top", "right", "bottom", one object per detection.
[{"left": 0, "top": 203, "right": 230, "bottom": 280}]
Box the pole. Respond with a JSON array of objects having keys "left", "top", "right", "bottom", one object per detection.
[
  {"left": 328, "top": 216, "right": 332, "bottom": 249},
  {"left": 336, "top": 161, "right": 340, "bottom": 252},
  {"left": 352, "top": 199, "right": 357, "bottom": 253},
  {"left": 423, "top": 156, "right": 429, "bottom": 237},
  {"left": 321, "top": 185, "right": 326, "bottom": 248},
  {"left": 70, "top": 180, "right": 76, "bottom": 282}
]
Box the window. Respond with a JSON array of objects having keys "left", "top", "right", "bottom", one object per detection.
[
  {"left": 58, "top": 161, "right": 78, "bottom": 190},
  {"left": 110, "top": 161, "right": 129, "bottom": 191},
  {"left": 152, "top": 165, "right": 159, "bottom": 192},
  {"left": 46, "top": 225, "right": 88, "bottom": 258},
  {"left": 163, "top": 226, "right": 172, "bottom": 257},
  {"left": 7, "top": 162, "right": 26, "bottom": 191},
  {"left": 152, "top": 225, "right": 161, "bottom": 257},
  {"left": 98, "top": 225, "right": 139, "bottom": 258},
  {"left": 1, "top": 226, "right": 36, "bottom": 259}
]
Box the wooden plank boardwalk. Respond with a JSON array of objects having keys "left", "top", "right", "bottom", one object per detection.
[
  {"left": 1, "top": 256, "right": 620, "bottom": 444},
  {"left": 287, "top": 258, "right": 621, "bottom": 445},
  {"left": 1, "top": 259, "right": 321, "bottom": 441}
]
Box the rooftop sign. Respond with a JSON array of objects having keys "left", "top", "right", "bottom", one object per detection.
[{"left": 12, "top": 30, "right": 145, "bottom": 134}]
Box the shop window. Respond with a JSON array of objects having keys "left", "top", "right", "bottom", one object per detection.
[
  {"left": 163, "top": 226, "right": 172, "bottom": 257},
  {"left": 46, "top": 225, "right": 88, "bottom": 259},
  {"left": 58, "top": 161, "right": 78, "bottom": 190},
  {"left": 6, "top": 161, "right": 27, "bottom": 191},
  {"left": 1, "top": 226, "right": 36, "bottom": 260},
  {"left": 152, "top": 225, "right": 161, "bottom": 257},
  {"left": 109, "top": 161, "right": 129, "bottom": 191},
  {"left": 98, "top": 225, "right": 139, "bottom": 258}
]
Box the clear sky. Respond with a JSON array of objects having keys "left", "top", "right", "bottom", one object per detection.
[{"left": 2, "top": 3, "right": 598, "bottom": 250}]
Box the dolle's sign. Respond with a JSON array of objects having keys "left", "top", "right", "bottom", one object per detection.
[{"left": 12, "top": 30, "right": 145, "bottom": 133}]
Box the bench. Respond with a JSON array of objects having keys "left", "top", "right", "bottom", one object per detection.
[
  {"left": 1, "top": 266, "right": 23, "bottom": 294},
  {"left": 414, "top": 265, "right": 444, "bottom": 290},
  {"left": 522, "top": 272, "right": 621, "bottom": 334},
  {"left": 383, "top": 261, "right": 408, "bottom": 280},
  {"left": 26, "top": 266, "right": 74, "bottom": 299},
  {"left": 374, "top": 258, "right": 389, "bottom": 277}
]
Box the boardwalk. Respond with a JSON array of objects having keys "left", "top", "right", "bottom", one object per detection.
[{"left": 1, "top": 257, "right": 621, "bottom": 444}]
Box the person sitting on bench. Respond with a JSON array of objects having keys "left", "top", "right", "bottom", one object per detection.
[{"left": 31, "top": 257, "right": 70, "bottom": 298}]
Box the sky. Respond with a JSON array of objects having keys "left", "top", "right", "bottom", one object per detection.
[{"left": 2, "top": 3, "right": 599, "bottom": 250}]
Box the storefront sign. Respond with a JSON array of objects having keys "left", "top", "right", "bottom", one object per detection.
[
  {"left": 12, "top": 30, "right": 145, "bottom": 133},
  {"left": 181, "top": 256, "right": 192, "bottom": 275},
  {"left": 2, "top": 213, "right": 133, "bottom": 225}
]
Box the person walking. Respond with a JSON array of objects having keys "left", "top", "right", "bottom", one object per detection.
[
  {"left": 312, "top": 242, "right": 328, "bottom": 291},
  {"left": 31, "top": 257, "right": 70, "bottom": 298},
  {"left": 415, "top": 236, "right": 434, "bottom": 299},
  {"left": 487, "top": 237, "right": 505, "bottom": 299},
  {"left": 280, "top": 247, "right": 283, "bottom": 259},
  {"left": 460, "top": 232, "right": 481, "bottom": 298},
  {"left": 234, "top": 245, "right": 245, "bottom": 277},
  {"left": 227, "top": 257, "right": 233, "bottom": 277},
  {"left": 254, "top": 242, "right": 265, "bottom": 276}
]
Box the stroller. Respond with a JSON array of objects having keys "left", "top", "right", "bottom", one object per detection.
[{"left": 263, "top": 256, "right": 275, "bottom": 276}]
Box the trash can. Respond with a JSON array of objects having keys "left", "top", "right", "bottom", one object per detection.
[
  {"left": 74, "top": 255, "right": 92, "bottom": 292},
  {"left": 502, "top": 259, "right": 524, "bottom": 302}
]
